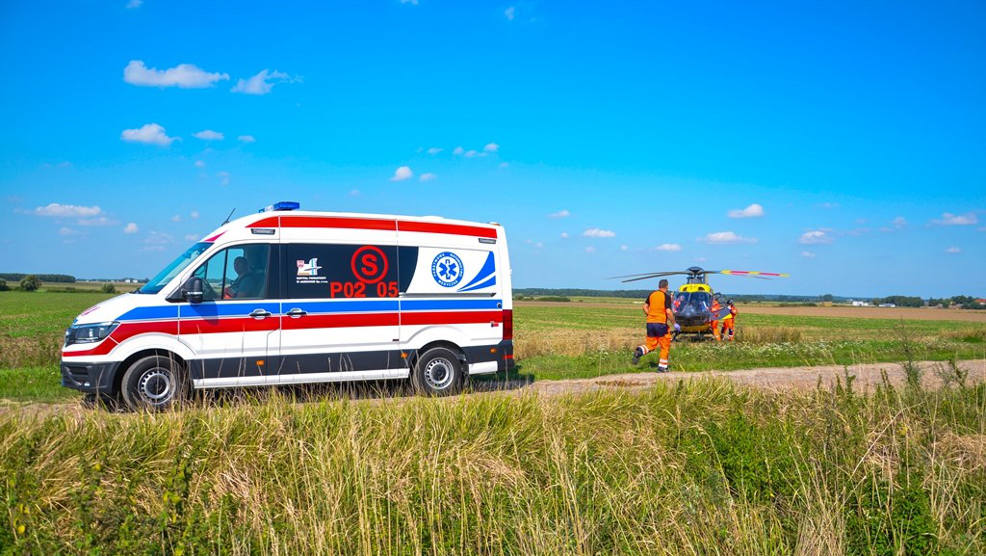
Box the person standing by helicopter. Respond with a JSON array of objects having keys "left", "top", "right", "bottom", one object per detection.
[
  {"left": 632, "top": 279, "right": 676, "bottom": 372},
  {"left": 709, "top": 297, "right": 723, "bottom": 341},
  {"left": 720, "top": 299, "right": 738, "bottom": 341}
]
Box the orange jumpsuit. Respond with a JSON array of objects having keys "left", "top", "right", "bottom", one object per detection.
[
  {"left": 721, "top": 305, "right": 737, "bottom": 341},
  {"left": 635, "top": 290, "right": 672, "bottom": 371},
  {"left": 709, "top": 300, "right": 722, "bottom": 341}
]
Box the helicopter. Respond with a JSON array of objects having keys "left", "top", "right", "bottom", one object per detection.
[{"left": 611, "top": 266, "right": 789, "bottom": 340}]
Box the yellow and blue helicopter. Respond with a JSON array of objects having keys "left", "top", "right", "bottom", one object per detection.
[{"left": 612, "top": 266, "right": 789, "bottom": 339}]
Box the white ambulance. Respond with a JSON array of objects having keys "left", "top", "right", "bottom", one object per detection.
[{"left": 61, "top": 202, "right": 514, "bottom": 410}]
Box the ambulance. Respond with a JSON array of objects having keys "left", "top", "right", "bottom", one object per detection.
[{"left": 61, "top": 202, "right": 514, "bottom": 410}]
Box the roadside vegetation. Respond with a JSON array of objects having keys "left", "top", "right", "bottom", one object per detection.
[{"left": 2, "top": 374, "right": 984, "bottom": 553}]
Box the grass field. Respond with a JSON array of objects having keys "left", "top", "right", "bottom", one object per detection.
[
  {"left": 2, "top": 292, "right": 986, "bottom": 553},
  {"left": 1, "top": 291, "right": 985, "bottom": 401}
]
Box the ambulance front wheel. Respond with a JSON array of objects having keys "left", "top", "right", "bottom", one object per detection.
[
  {"left": 120, "top": 355, "right": 188, "bottom": 411},
  {"left": 412, "top": 347, "right": 464, "bottom": 396}
]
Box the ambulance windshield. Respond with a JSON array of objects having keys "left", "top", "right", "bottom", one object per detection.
[{"left": 137, "top": 242, "right": 211, "bottom": 294}]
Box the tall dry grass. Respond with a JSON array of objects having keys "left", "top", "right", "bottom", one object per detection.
[{"left": 2, "top": 378, "right": 984, "bottom": 554}]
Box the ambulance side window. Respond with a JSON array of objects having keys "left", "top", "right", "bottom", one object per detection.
[{"left": 191, "top": 244, "right": 272, "bottom": 301}]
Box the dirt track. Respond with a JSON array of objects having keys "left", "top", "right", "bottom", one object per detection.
[{"left": 524, "top": 359, "right": 986, "bottom": 396}]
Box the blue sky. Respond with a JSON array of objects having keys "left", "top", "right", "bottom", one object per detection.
[{"left": 1, "top": 0, "right": 984, "bottom": 297}]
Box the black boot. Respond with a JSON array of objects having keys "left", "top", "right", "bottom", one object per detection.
[{"left": 631, "top": 348, "right": 642, "bottom": 365}]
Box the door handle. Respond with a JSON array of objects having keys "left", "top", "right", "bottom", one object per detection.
[
  {"left": 249, "top": 308, "right": 272, "bottom": 319},
  {"left": 286, "top": 308, "right": 307, "bottom": 318}
]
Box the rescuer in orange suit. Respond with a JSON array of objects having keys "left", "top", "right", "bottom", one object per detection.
[
  {"left": 709, "top": 297, "right": 722, "bottom": 341},
  {"left": 632, "top": 279, "right": 676, "bottom": 372},
  {"left": 720, "top": 299, "right": 737, "bottom": 341}
]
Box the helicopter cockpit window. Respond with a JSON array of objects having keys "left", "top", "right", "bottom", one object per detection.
[
  {"left": 688, "top": 292, "right": 711, "bottom": 312},
  {"left": 673, "top": 292, "right": 712, "bottom": 313}
]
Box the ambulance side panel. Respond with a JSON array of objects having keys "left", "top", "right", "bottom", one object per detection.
[{"left": 397, "top": 226, "right": 511, "bottom": 375}]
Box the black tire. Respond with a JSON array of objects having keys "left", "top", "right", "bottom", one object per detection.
[
  {"left": 411, "top": 347, "right": 464, "bottom": 396},
  {"left": 120, "top": 355, "right": 188, "bottom": 411}
]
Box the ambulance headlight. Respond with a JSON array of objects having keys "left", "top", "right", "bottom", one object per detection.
[{"left": 64, "top": 322, "right": 119, "bottom": 346}]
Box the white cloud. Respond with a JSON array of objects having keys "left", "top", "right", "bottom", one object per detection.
[
  {"left": 171, "top": 214, "right": 181, "bottom": 222},
  {"left": 452, "top": 146, "right": 465, "bottom": 155},
  {"left": 126, "top": 0, "right": 142, "bottom": 8},
  {"left": 560, "top": 232, "right": 569, "bottom": 239},
  {"left": 34, "top": 203, "right": 101, "bottom": 217},
  {"left": 483, "top": 142, "right": 499, "bottom": 153},
  {"left": 727, "top": 203, "right": 764, "bottom": 219},
  {"left": 801, "top": 250, "right": 816, "bottom": 258},
  {"left": 400, "top": 0, "right": 419, "bottom": 4},
  {"left": 121, "top": 123, "right": 176, "bottom": 146},
  {"left": 142, "top": 231, "right": 172, "bottom": 251},
  {"left": 231, "top": 69, "right": 298, "bottom": 95},
  {"left": 190, "top": 210, "right": 199, "bottom": 219},
  {"left": 419, "top": 172, "right": 437, "bottom": 182},
  {"left": 798, "top": 230, "right": 832, "bottom": 244},
  {"left": 945, "top": 246, "right": 961, "bottom": 254},
  {"left": 583, "top": 227, "right": 615, "bottom": 238},
  {"left": 585, "top": 246, "right": 596, "bottom": 254},
  {"left": 505, "top": 6, "right": 516, "bottom": 20},
  {"left": 124, "top": 222, "right": 139, "bottom": 234},
  {"left": 426, "top": 147, "right": 443, "bottom": 155},
  {"left": 217, "top": 171, "right": 230, "bottom": 186},
  {"left": 194, "top": 160, "right": 205, "bottom": 168},
  {"left": 193, "top": 129, "right": 224, "bottom": 141},
  {"left": 548, "top": 209, "right": 570, "bottom": 218},
  {"left": 59, "top": 227, "right": 80, "bottom": 236},
  {"left": 620, "top": 244, "right": 628, "bottom": 251},
  {"left": 238, "top": 135, "right": 256, "bottom": 143},
  {"left": 78, "top": 216, "right": 115, "bottom": 226},
  {"left": 123, "top": 60, "right": 228, "bottom": 88},
  {"left": 932, "top": 212, "right": 978, "bottom": 226},
  {"left": 464, "top": 149, "right": 480, "bottom": 158},
  {"left": 701, "top": 231, "right": 757, "bottom": 244},
  {"left": 655, "top": 243, "right": 681, "bottom": 252},
  {"left": 390, "top": 166, "right": 413, "bottom": 181}
]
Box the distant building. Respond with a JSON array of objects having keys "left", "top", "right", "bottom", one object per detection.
[
  {"left": 878, "top": 303, "right": 896, "bottom": 308},
  {"left": 850, "top": 300, "right": 871, "bottom": 307}
]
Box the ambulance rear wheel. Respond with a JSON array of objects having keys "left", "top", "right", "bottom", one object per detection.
[
  {"left": 120, "top": 355, "right": 188, "bottom": 411},
  {"left": 412, "top": 348, "right": 463, "bottom": 396}
]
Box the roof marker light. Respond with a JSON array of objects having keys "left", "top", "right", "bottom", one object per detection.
[{"left": 259, "top": 201, "right": 300, "bottom": 213}]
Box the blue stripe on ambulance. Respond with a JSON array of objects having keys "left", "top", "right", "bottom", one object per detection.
[{"left": 116, "top": 298, "right": 502, "bottom": 321}]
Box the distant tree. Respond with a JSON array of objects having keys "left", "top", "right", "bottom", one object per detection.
[
  {"left": 19, "top": 275, "right": 40, "bottom": 291},
  {"left": 821, "top": 293, "right": 834, "bottom": 302},
  {"left": 101, "top": 283, "right": 116, "bottom": 294},
  {"left": 0, "top": 278, "right": 7, "bottom": 291}
]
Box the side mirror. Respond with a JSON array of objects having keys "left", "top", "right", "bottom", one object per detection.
[{"left": 186, "top": 277, "right": 204, "bottom": 304}]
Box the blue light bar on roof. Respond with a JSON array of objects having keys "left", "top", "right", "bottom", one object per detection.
[{"left": 259, "top": 201, "right": 300, "bottom": 213}]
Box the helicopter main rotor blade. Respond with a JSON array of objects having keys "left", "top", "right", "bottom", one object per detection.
[
  {"left": 607, "top": 271, "right": 689, "bottom": 280},
  {"left": 620, "top": 273, "right": 685, "bottom": 283},
  {"left": 719, "top": 270, "right": 790, "bottom": 278}
]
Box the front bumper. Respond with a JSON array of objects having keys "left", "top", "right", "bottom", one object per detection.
[{"left": 61, "top": 360, "right": 121, "bottom": 394}]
